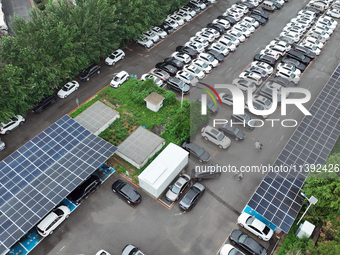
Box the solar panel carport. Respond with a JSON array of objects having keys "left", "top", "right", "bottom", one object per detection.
[
  {"left": 0, "top": 115, "right": 117, "bottom": 254},
  {"left": 245, "top": 64, "right": 340, "bottom": 234}
]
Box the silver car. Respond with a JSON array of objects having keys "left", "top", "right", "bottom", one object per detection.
[
  {"left": 165, "top": 174, "right": 191, "bottom": 202},
  {"left": 201, "top": 126, "right": 231, "bottom": 149}
]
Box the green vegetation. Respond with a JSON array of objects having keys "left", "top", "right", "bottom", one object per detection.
[{"left": 0, "top": 0, "right": 190, "bottom": 122}]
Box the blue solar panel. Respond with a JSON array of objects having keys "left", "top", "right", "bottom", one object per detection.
[
  {"left": 0, "top": 115, "right": 117, "bottom": 253},
  {"left": 247, "top": 64, "right": 340, "bottom": 233}
]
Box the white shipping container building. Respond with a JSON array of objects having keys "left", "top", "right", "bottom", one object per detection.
[{"left": 138, "top": 143, "right": 189, "bottom": 199}]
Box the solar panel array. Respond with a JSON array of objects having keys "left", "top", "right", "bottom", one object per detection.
[
  {"left": 0, "top": 115, "right": 117, "bottom": 254},
  {"left": 247, "top": 64, "right": 340, "bottom": 233}
]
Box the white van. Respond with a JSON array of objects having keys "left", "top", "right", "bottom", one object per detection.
[
  {"left": 306, "top": 2, "right": 326, "bottom": 12},
  {"left": 262, "top": 1, "right": 276, "bottom": 12}
]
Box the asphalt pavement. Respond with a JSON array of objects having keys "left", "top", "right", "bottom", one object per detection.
[{"left": 2, "top": 0, "right": 340, "bottom": 255}]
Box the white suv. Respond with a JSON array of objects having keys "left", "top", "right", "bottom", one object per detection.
[
  {"left": 0, "top": 115, "right": 25, "bottom": 135},
  {"left": 201, "top": 126, "right": 231, "bottom": 149}
]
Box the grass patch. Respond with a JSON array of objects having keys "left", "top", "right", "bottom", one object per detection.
[{"left": 331, "top": 137, "right": 340, "bottom": 155}]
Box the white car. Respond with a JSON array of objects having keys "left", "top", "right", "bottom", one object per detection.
[
  {"left": 232, "top": 25, "right": 251, "bottom": 37},
  {"left": 198, "top": 52, "right": 219, "bottom": 67},
  {"left": 242, "top": 16, "right": 259, "bottom": 28},
  {"left": 164, "top": 19, "right": 179, "bottom": 30},
  {"left": 218, "top": 38, "right": 237, "bottom": 51},
  {"left": 137, "top": 36, "right": 153, "bottom": 48},
  {"left": 222, "top": 34, "right": 240, "bottom": 46},
  {"left": 299, "top": 42, "right": 321, "bottom": 55},
  {"left": 326, "top": 9, "right": 340, "bottom": 19},
  {"left": 269, "top": 40, "right": 291, "bottom": 52},
  {"left": 220, "top": 244, "right": 245, "bottom": 255},
  {"left": 96, "top": 250, "right": 111, "bottom": 255},
  {"left": 250, "top": 61, "right": 274, "bottom": 74},
  {"left": 290, "top": 18, "right": 312, "bottom": 28},
  {"left": 282, "top": 25, "right": 305, "bottom": 36},
  {"left": 110, "top": 71, "right": 129, "bottom": 88},
  {"left": 171, "top": 51, "right": 191, "bottom": 64},
  {"left": 0, "top": 115, "right": 25, "bottom": 135},
  {"left": 191, "top": 0, "right": 206, "bottom": 9},
  {"left": 180, "top": 6, "right": 196, "bottom": 17},
  {"left": 141, "top": 74, "right": 163, "bottom": 87},
  {"left": 277, "top": 63, "right": 301, "bottom": 76},
  {"left": 239, "top": 21, "right": 255, "bottom": 33},
  {"left": 231, "top": 4, "right": 249, "bottom": 14},
  {"left": 57, "top": 81, "right": 80, "bottom": 98},
  {"left": 238, "top": 72, "right": 263, "bottom": 86},
  {"left": 105, "top": 49, "right": 125, "bottom": 65},
  {"left": 212, "top": 19, "right": 231, "bottom": 29},
  {"left": 176, "top": 10, "right": 193, "bottom": 22},
  {"left": 168, "top": 14, "right": 185, "bottom": 26},
  {"left": 237, "top": 212, "right": 274, "bottom": 241},
  {"left": 226, "top": 7, "right": 244, "bottom": 16},
  {"left": 201, "top": 125, "right": 231, "bottom": 149},
  {"left": 232, "top": 78, "right": 257, "bottom": 93},
  {"left": 176, "top": 70, "right": 195, "bottom": 84},
  {"left": 190, "top": 36, "right": 209, "bottom": 48},
  {"left": 223, "top": 11, "right": 241, "bottom": 21},
  {"left": 201, "top": 28, "right": 220, "bottom": 39},
  {"left": 318, "top": 16, "right": 337, "bottom": 29},
  {"left": 276, "top": 69, "right": 300, "bottom": 85},
  {"left": 303, "top": 37, "right": 324, "bottom": 49},
  {"left": 151, "top": 27, "right": 167, "bottom": 39},
  {"left": 192, "top": 59, "right": 212, "bottom": 73},
  {"left": 195, "top": 31, "right": 215, "bottom": 42},
  {"left": 0, "top": 138, "right": 5, "bottom": 151},
  {"left": 298, "top": 10, "right": 316, "bottom": 19},
  {"left": 259, "top": 49, "right": 281, "bottom": 60},
  {"left": 184, "top": 41, "right": 205, "bottom": 52},
  {"left": 279, "top": 31, "right": 300, "bottom": 42},
  {"left": 313, "top": 23, "right": 334, "bottom": 34},
  {"left": 209, "top": 43, "right": 230, "bottom": 56},
  {"left": 310, "top": 28, "right": 330, "bottom": 40},
  {"left": 227, "top": 30, "right": 246, "bottom": 42},
  {"left": 183, "top": 64, "right": 205, "bottom": 79},
  {"left": 36, "top": 205, "right": 71, "bottom": 236},
  {"left": 142, "top": 30, "right": 160, "bottom": 43},
  {"left": 264, "top": 44, "right": 286, "bottom": 56}
]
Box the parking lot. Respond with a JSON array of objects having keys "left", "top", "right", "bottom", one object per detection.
[{"left": 6, "top": 0, "right": 340, "bottom": 255}]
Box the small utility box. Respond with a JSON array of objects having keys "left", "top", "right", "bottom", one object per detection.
[
  {"left": 295, "top": 221, "right": 315, "bottom": 239},
  {"left": 144, "top": 92, "right": 165, "bottom": 112}
]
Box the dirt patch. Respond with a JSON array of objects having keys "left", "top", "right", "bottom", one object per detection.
[
  {"left": 107, "top": 154, "right": 137, "bottom": 178},
  {"left": 151, "top": 123, "right": 165, "bottom": 135}
]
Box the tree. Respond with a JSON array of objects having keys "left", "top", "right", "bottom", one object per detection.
[{"left": 301, "top": 153, "right": 340, "bottom": 222}]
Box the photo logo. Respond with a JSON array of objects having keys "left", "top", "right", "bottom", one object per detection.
[
  {"left": 200, "top": 84, "right": 312, "bottom": 116},
  {"left": 197, "top": 82, "right": 222, "bottom": 115}
]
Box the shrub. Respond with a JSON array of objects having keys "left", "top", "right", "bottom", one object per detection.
[{"left": 37, "top": 3, "right": 45, "bottom": 10}]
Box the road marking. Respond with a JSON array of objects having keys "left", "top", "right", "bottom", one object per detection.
[
  {"left": 279, "top": 134, "right": 285, "bottom": 143},
  {"left": 174, "top": 212, "right": 184, "bottom": 216},
  {"left": 227, "top": 67, "right": 232, "bottom": 72},
  {"left": 313, "top": 75, "right": 319, "bottom": 81},
  {"left": 119, "top": 173, "right": 140, "bottom": 188},
  {"left": 57, "top": 246, "right": 65, "bottom": 254},
  {"left": 236, "top": 59, "right": 240, "bottom": 63},
  {"left": 189, "top": 26, "right": 195, "bottom": 31},
  {"left": 169, "top": 42, "right": 174, "bottom": 47},
  {"left": 321, "top": 65, "right": 325, "bottom": 72}
]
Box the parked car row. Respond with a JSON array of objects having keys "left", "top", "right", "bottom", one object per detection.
[{"left": 229, "top": 0, "right": 337, "bottom": 121}]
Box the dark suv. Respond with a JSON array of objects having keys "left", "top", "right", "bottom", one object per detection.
[
  {"left": 79, "top": 64, "right": 101, "bottom": 81},
  {"left": 32, "top": 94, "right": 58, "bottom": 113},
  {"left": 67, "top": 174, "right": 101, "bottom": 204},
  {"left": 286, "top": 50, "right": 311, "bottom": 65},
  {"left": 167, "top": 77, "right": 190, "bottom": 94}
]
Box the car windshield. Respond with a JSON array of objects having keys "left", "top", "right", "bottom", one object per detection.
[
  {"left": 196, "top": 147, "right": 205, "bottom": 157},
  {"left": 170, "top": 184, "right": 180, "bottom": 194},
  {"left": 62, "top": 86, "right": 69, "bottom": 91},
  {"left": 114, "top": 76, "right": 121, "bottom": 81},
  {"left": 194, "top": 68, "right": 200, "bottom": 74},
  {"left": 217, "top": 133, "right": 225, "bottom": 141},
  {"left": 177, "top": 81, "right": 185, "bottom": 88},
  {"left": 201, "top": 62, "right": 208, "bottom": 68},
  {"left": 238, "top": 234, "right": 247, "bottom": 243}
]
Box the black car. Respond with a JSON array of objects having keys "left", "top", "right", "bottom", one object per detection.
[
  {"left": 32, "top": 94, "right": 58, "bottom": 114},
  {"left": 245, "top": 66, "right": 269, "bottom": 78},
  {"left": 179, "top": 182, "right": 205, "bottom": 211},
  {"left": 206, "top": 23, "right": 225, "bottom": 34},
  {"left": 185, "top": 3, "right": 201, "bottom": 13},
  {"left": 250, "top": 14, "right": 267, "bottom": 25},
  {"left": 79, "top": 64, "right": 101, "bottom": 81},
  {"left": 286, "top": 49, "right": 311, "bottom": 65},
  {"left": 268, "top": 77, "right": 295, "bottom": 87},
  {"left": 281, "top": 57, "right": 306, "bottom": 71},
  {"left": 164, "top": 57, "right": 184, "bottom": 70},
  {"left": 112, "top": 180, "right": 141, "bottom": 204},
  {"left": 231, "top": 114, "right": 256, "bottom": 130},
  {"left": 217, "top": 15, "right": 237, "bottom": 25},
  {"left": 167, "top": 77, "right": 190, "bottom": 94},
  {"left": 205, "top": 49, "right": 225, "bottom": 62},
  {"left": 155, "top": 62, "right": 178, "bottom": 76},
  {"left": 238, "top": 2, "right": 256, "bottom": 10},
  {"left": 197, "top": 98, "right": 219, "bottom": 114},
  {"left": 176, "top": 46, "right": 198, "bottom": 59},
  {"left": 160, "top": 23, "right": 174, "bottom": 34},
  {"left": 67, "top": 174, "right": 101, "bottom": 204},
  {"left": 217, "top": 123, "right": 246, "bottom": 140},
  {"left": 253, "top": 54, "right": 277, "bottom": 67},
  {"left": 251, "top": 8, "right": 270, "bottom": 19},
  {"left": 291, "top": 44, "right": 316, "bottom": 59},
  {"left": 230, "top": 229, "right": 267, "bottom": 255},
  {"left": 182, "top": 142, "right": 211, "bottom": 163},
  {"left": 269, "top": 0, "right": 282, "bottom": 9}
]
